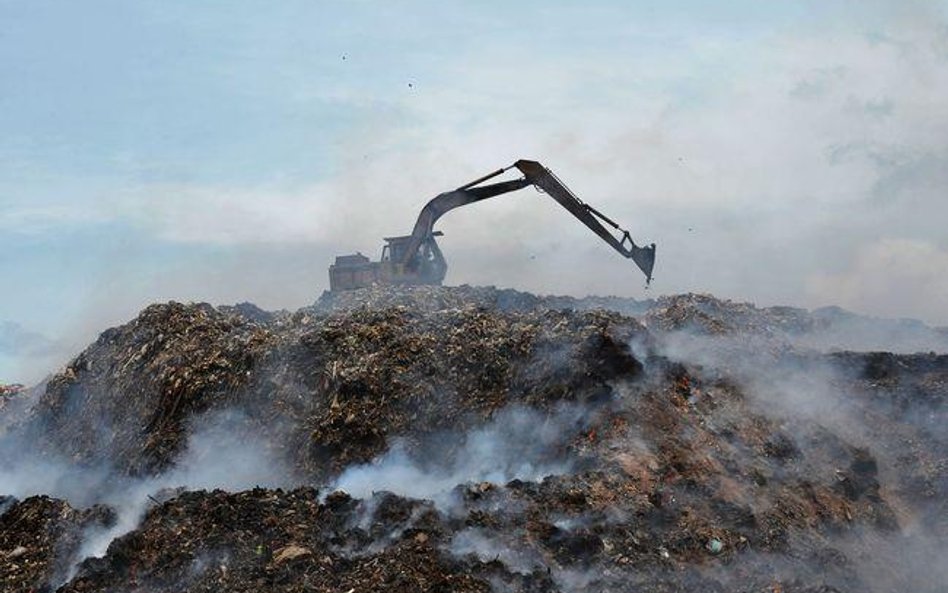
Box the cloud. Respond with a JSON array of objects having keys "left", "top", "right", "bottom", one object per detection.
[
  {"left": 0, "top": 322, "right": 71, "bottom": 384},
  {"left": 0, "top": 205, "right": 112, "bottom": 235},
  {"left": 806, "top": 239, "right": 948, "bottom": 325},
  {"left": 0, "top": 321, "right": 59, "bottom": 357},
  {"left": 116, "top": 182, "right": 343, "bottom": 245}
]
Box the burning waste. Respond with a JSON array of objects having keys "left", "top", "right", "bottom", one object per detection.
[{"left": 1, "top": 286, "right": 946, "bottom": 592}]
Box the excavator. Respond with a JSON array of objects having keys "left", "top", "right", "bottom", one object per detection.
[{"left": 328, "top": 159, "right": 655, "bottom": 291}]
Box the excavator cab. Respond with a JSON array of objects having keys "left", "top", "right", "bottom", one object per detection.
[{"left": 380, "top": 233, "right": 446, "bottom": 285}]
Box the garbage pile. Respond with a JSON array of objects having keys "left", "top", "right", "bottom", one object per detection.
[
  {"left": 30, "top": 302, "right": 277, "bottom": 475},
  {"left": 0, "top": 384, "right": 24, "bottom": 417},
  {"left": 0, "top": 384, "right": 24, "bottom": 397},
  {"left": 0, "top": 286, "right": 946, "bottom": 592},
  {"left": 24, "top": 297, "right": 646, "bottom": 479},
  {"left": 0, "top": 496, "right": 114, "bottom": 591},
  {"left": 0, "top": 383, "right": 33, "bottom": 435},
  {"left": 640, "top": 293, "right": 948, "bottom": 357},
  {"left": 61, "top": 488, "right": 493, "bottom": 593},
  {"left": 642, "top": 293, "right": 814, "bottom": 336},
  {"left": 313, "top": 283, "right": 544, "bottom": 313},
  {"left": 313, "top": 284, "right": 653, "bottom": 318},
  {"left": 319, "top": 287, "right": 948, "bottom": 352}
]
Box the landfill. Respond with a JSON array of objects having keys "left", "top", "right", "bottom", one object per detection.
[
  {"left": 1, "top": 285, "right": 946, "bottom": 592},
  {"left": 0, "top": 384, "right": 25, "bottom": 397}
]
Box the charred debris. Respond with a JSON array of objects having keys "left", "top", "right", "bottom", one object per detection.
[{"left": 1, "top": 286, "right": 946, "bottom": 592}]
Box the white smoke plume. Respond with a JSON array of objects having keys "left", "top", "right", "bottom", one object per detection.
[
  {"left": 330, "top": 404, "right": 596, "bottom": 509},
  {"left": 0, "top": 408, "right": 296, "bottom": 584}
]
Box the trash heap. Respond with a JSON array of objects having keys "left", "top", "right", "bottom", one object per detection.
[
  {"left": 313, "top": 284, "right": 653, "bottom": 318},
  {"left": 0, "top": 384, "right": 24, "bottom": 417},
  {"left": 642, "top": 293, "right": 814, "bottom": 336},
  {"left": 0, "top": 496, "right": 114, "bottom": 591},
  {"left": 0, "top": 285, "right": 946, "bottom": 592},
  {"left": 60, "top": 489, "right": 493, "bottom": 593},
  {"left": 26, "top": 296, "right": 646, "bottom": 480},
  {"left": 0, "top": 384, "right": 24, "bottom": 397},
  {"left": 31, "top": 302, "right": 276, "bottom": 475}
]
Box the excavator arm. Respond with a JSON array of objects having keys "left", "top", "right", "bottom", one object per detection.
[
  {"left": 513, "top": 160, "right": 656, "bottom": 283},
  {"left": 396, "top": 159, "right": 656, "bottom": 283}
]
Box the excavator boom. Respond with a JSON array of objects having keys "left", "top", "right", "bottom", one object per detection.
[{"left": 328, "top": 160, "right": 656, "bottom": 291}]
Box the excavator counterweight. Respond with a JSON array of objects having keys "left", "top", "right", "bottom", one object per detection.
[{"left": 328, "top": 160, "right": 655, "bottom": 291}]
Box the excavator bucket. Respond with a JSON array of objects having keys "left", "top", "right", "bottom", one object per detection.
[{"left": 628, "top": 241, "right": 656, "bottom": 284}]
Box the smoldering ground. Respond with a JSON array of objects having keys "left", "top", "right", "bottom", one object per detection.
[
  {"left": 0, "top": 310, "right": 653, "bottom": 591},
  {"left": 646, "top": 323, "right": 948, "bottom": 593},
  {"left": 0, "top": 409, "right": 296, "bottom": 583},
  {"left": 0, "top": 399, "right": 625, "bottom": 591},
  {"left": 2, "top": 288, "right": 946, "bottom": 593},
  {"left": 329, "top": 404, "right": 602, "bottom": 508},
  {"left": 321, "top": 308, "right": 947, "bottom": 593}
]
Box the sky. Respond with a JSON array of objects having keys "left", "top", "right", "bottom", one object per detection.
[{"left": 2, "top": 0, "right": 947, "bottom": 382}]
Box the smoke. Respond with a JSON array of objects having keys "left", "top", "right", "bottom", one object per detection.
[
  {"left": 834, "top": 528, "right": 948, "bottom": 593},
  {"left": 330, "top": 404, "right": 595, "bottom": 509},
  {"left": 448, "top": 527, "right": 542, "bottom": 575},
  {"left": 0, "top": 408, "right": 296, "bottom": 583},
  {"left": 0, "top": 322, "right": 70, "bottom": 386},
  {"left": 73, "top": 410, "right": 293, "bottom": 564},
  {"left": 647, "top": 321, "right": 948, "bottom": 593},
  {"left": 320, "top": 309, "right": 946, "bottom": 592},
  {"left": 0, "top": 385, "right": 609, "bottom": 588}
]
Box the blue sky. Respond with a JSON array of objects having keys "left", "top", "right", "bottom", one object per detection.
[{"left": 3, "top": 1, "right": 948, "bottom": 381}]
